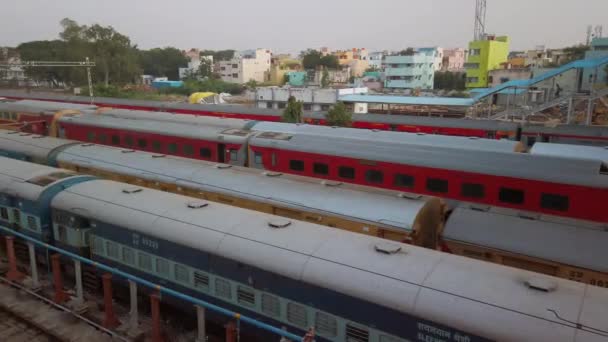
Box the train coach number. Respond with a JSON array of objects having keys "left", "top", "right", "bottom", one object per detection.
[
  {"left": 132, "top": 233, "right": 159, "bottom": 250},
  {"left": 417, "top": 323, "right": 472, "bottom": 342}
]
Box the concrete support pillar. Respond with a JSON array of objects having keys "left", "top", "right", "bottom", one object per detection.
[
  {"left": 51, "top": 254, "right": 67, "bottom": 304},
  {"left": 27, "top": 242, "right": 39, "bottom": 288},
  {"left": 5, "top": 236, "right": 23, "bottom": 282},
  {"left": 586, "top": 97, "right": 594, "bottom": 125},
  {"left": 566, "top": 97, "right": 574, "bottom": 124},
  {"left": 102, "top": 273, "right": 120, "bottom": 329},
  {"left": 225, "top": 321, "right": 237, "bottom": 342},
  {"left": 74, "top": 260, "right": 84, "bottom": 303},
  {"left": 195, "top": 305, "right": 206, "bottom": 342},
  {"left": 150, "top": 293, "right": 163, "bottom": 342},
  {"left": 128, "top": 280, "right": 138, "bottom": 328}
]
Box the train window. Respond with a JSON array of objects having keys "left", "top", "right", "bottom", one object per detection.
[
  {"left": 93, "top": 236, "right": 104, "bottom": 255},
  {"left": 122, "top": 247, "right": 135, "bottom": 265},
  {"left": 346, "top": 324, "right": 369, "bottom": 342},
  {"left": 237, "top": 286, "right": 256, "bottom": 307},
  {"left": 365, "top": 170, "right": 384, "bottom": 184},
  {"left": 313, "top": 162, "right": 329, "bottom": 175},
  {"left": 183, "top": 145, "right": 194, "bottom": 156},
  {"left": 461, "top": 183, "right": 485, "bottom": 198},
  {"left": 106, "top": 241, "right": 119, "bottom": 259},
  {"left": 174, "top": 264, "right": 190, "bottom": 283},
  {"left": 152, "top": 141, "right": 162, "bottom": 152},
  {"left": 254, "top": 152, "right": 263, "bottom": 165},
  {"left": 0, "top": 207, "right": 8, "bottom": 220},
  {"left": 26, "top": 216, "right": 37, "bottom": 231},
  {"left": 499, "top": 187, "right": 525, "bottom": 204},
  {"left": 289, "top": 160, "right": 305, "bottom": 171},
  {"left": 315, "top": 312, "right": 338, "bottom": 337},
  {"left": 287, "top": 302, "right": 308, "bottom": 328},
  {"left": 426, "top": 178, "right": 448, "bottom": 193},
  {"left": 200, "top": 147, "right": 212, "bottom": 159},
  {"left": 87, "top": 132, "right": 96, "bottom": 142},
  {"left": 338, "top": 166, "right": 355, "bottom": 179},
  {"left": 138, "top": 138, "right": 147, "bottom": 149},
  {"left": 193, "top": 271, "right": 210, "bottom": 291},
  {"left": 215, "top": 278, "right": 232, "bottom": 299},
  {"left": 111, "top": 135, "right": 120, "bottom": 145},
  {"left": 12, "top": 209, "right": 20, "bottom": 224},
  {"left": 138, "top": 252, "right": 153, "bottom": 271},
  {"left": 230, "top": 150, "right": 238, "bottom": 161},
  {"left": 540, "top": 193, "right": 569, "bottom": 212},
  {"left": 168, "top": 143, "right": 178, "bottom": 154},
  {"left": 124, "top": 135, "right": 134, "bottom": 147},
  {"left": 98, "top": 133, "right": 108, "bottom": 144},
  {"left": 394, "top": 174, "right": 414, "bottom": 188},
  {"left": 261, "top": 294, "right": 281, "bottom": 317},
  {"left": 155, "top": 258, "right": 169, "bottom": 277}
]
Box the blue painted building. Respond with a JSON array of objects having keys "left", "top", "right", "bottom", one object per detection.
[
  {"left": 151, "top": 80, "right": 184, "bottom": 89},
  {"left": 582, "top": 37, "right": 608, "bottom": 90},
  {"left": 383, "top": 54, "right": 435, "bottom": 90}
]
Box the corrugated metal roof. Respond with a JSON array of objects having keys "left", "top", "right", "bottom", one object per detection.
[
  {"left": 250, "top": 133, "right": 607, "bottom": 188},
  {"left": 530, "top": 143, "right": 608, "bottom": 164},
  {"left": 444, "top": 207, "right": 608, "bottom": 272},
  {"left": 339, "top": 94, "right": 476, "bottom": 107}
]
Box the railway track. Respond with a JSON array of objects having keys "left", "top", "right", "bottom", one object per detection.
[{"left": 0, "top": 306, "right": 58, "bottom": 342}]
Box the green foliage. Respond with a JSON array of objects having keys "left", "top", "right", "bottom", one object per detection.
[
  {"left": 561, "top": 44, "right": 590, "bottom": 64},
  {"left": 282, "top": 96, "right": 303, "bottom": 123},
  {"left": 245, "top": 79, "right": 258, "bottom": 89},
  {"left": 301, "top": 49, "right": 339, "bottom": 70},
  {"left": 325, "top": 102, "right": 351, "bottom": 127},
  {"left": 198, "top": 58, "right": 213, "bottom": 79},
  {"left": 199, "top": 50, "right": 235, "bottom": 61},
  {"left": 398, "top": 48, "right": 416, "bottom": 56},
  {"left": 138, "top": 47, "right": 188, "bottom": 80},
  {"left": 434, "top": 71, "right": 466, "bottom": 90},
  {"left": 282, "top": 73, "right": 290, "bottom": 85},
  {"left": 321, "top": 67, "right": 330, "bottom": 88}
]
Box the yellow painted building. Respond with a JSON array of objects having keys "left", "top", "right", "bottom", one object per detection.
[
  {"left": 265, "top": 57, "right": 302, "bottom": 85},
  {"left": 465, "top": 36, "right": 510, "bottom": 88}
]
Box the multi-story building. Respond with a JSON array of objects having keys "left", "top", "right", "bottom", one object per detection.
[
  {"left": 179, "top": 51, "right": 213, "bottom": 80},
  {"left": 383, "top": 53, "right": 435, "bottom": 90},
  {"left": 465, "top": 35, "right": 510, "bottom": 88},
  {"left": 219, "top": 49, "right": 272, "bottom": 84},
  {"left": 582, "top": 37, "right": 608, "bottom": 91},
  {"left": 255, "top": 87, "right": 368, "bottom": 111},
  {"left": 418, "top": 47, "right": 444, "bottom": 71},
  {"left": 368, "top": 51, "right": 384, "bottom": 70},
  {"left": 265, "top": 56, "right": 302, "bottom": 85},
  {"left": 441, "top": 48, "right": 466, "bottom": 72},
  {"left": 334, "top": 48, "right": 369, "bottom": 77}
]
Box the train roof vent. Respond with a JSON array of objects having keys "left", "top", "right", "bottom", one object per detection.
[
  {"left": 268, "top": 219, "right": 291, "bottom": 229},
  {"left": 121, "top": 149, "right": 135, "bottom": 153},
  {"left": 221, "top": 128, "right": 250, "bottom": 136},
  {"left": 151, "top": 154, "right": 166, "bottom": 158},
  {"left": 122, "top": 187, "right": 143, "bottom": 194},
  {"left": 321, "top": 180, "right": 342, "bottom": 187},
  {"left": 374, "top": 242, "right": 402, "bottom": 255},
  {"left": 264, "top": 171, "right": 283, "bottom": 177},
  {"left": 518, "top": 212, "right": 540, "bottom": 220},
  {"left": 80, "top": 143, "right": 94, "bottom": 147},
  {"left": 257, "top": 132, "right": 293, "bottom": 140},
  {"left": 32, "top": 135, "right": 45, "bottom": 139},
  {"left": 187, "top": 200, "right": 209, "bottom": 209},
  {"left": 468, "top": 136, "right": 480, "bottom": 140},
  {"left": 525, "top": 277, "right": 557, "bottom": 292},
  {"left": 416, "top": 132, "right": 426, "bottom": 136},
  {"left": 398, "top": 193, "right": 422, "bottom": 200},
  {"left": 469, "top": 204, "right": 490, "bottom": 212},
  {"left": 215, "top": 164, "right": 232, "bottom": 169},
  {"left": 371, "top": 129, "right": 380, "bottom": 132}
]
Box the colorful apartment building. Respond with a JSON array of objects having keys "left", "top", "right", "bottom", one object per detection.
[
  {"left": 384, "top": 53, "right": 435, "bottom": 90},
  {"left": 465, "top": 35, "right": 510, "bottom": 88}
]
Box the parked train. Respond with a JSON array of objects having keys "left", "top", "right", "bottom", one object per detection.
[
  {"left": 1, "top": 156, "right": 608, "bottom": 341},
  {"left": 2, "top": 90, "right": 608, "bottom": 146},
  {"left": 1, "top": 100, "right": 606, "bottom": 223},
  {"left": 1, "top": 129, "right": 607, "bottom": 288}
]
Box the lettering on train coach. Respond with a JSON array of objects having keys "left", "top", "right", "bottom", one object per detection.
[
  {"left": 417, "top": 322, "right": 472, "bottom": 342},
  {"left": 131, "top": 233, "right": 159, "bottom": 250}
]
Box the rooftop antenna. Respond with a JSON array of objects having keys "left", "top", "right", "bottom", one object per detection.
[
  {"left": 586, "top": 25, "right": 593, "bottom": 45},
  {"left": 474, "top": 0, "right": 487, "bottom": 41}
]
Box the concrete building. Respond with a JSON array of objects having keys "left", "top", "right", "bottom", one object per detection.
[
  {"left": 368, "top": 51, "right": 384, "bottom": 70},
  {"left": 418, "top": 47, "right": 444, "bottom": 71},
  {"left": 179, "top": 54, "right": 213, "bottom": 80},
  {"left": 334, "top": 48, "right": 369, "bottom": 77},
  {"left": 255, "top": 87, "right": 368, "bottom": 111},
  {"left": 219, "top": 49, "right": 272, "bottom": 84},
  {"left": 265, "top": 56, "right": 302, "bottom": 85},
  {"left": 383, "top": 53, "right": 435, "bottom": 90},
  {"left": 465, "top": 35, "right": 510, "bottom": 88},
  {"left": 441, "top": 48, "right": 466, "bottom": 72},
  {"left": 582, "top": 37, "right": 608, "bottom": 90},
  {"left": 488, "top": 67, "right": 532, "bottom": 88},
  {"left": 285, "top": 72, "right": 307, "bottom": 86}
]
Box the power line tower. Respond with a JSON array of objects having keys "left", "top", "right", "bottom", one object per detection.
[{"left": 474, "top": 0, "right": 487, "bottom": 41}]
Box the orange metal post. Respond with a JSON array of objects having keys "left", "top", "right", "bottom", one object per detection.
[
  {"left": 51, "top": 253, "right": 67, "bottom": 303},
  {"left": 102, "top": 273, "right": 120, "bottom": 329},
  {"left": 225, "top": 321, "right": 237, "bottom": 342},
  {"left": 150, "top": 293, "right": 163, "bottom": 342},
  {"left": 5, "top": 236, "right": 24, "bottom": 282}
]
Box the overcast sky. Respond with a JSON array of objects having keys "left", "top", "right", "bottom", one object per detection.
[{"left": 1, "top": 0, "right": 607, "bottom": 54}]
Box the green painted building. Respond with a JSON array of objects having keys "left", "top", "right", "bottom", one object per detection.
[{"left": 465, "top": 36, "right": 510, "bottom": 88}]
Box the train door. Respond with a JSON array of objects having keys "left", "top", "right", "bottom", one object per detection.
[{"left": 217, "top": 143, "right": 226, "bottom": 163}]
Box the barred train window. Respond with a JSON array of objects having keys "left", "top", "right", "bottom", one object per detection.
[
  {"left": 338, "top": 166, "right": 355, "bottom": 179},
  {"left": 168, "top": 143, "right": 178, "bottom": 153},
  {"left": 27, "top": 216, "right": 37, "bottom": 231},
  {"left": 106, "top": 241, "right": 119, "bottom": 258},
  {"left": 315, "top": 312, "right": 337, "bottom": 337},
  {"left": 193, "top": 271, "right": 209, "bottom": 291},
  {"left": 174, "top": 264, "right": 189, "bottom": 283},
  {"left": 138, "top": 138, "right": 147, "bottom": 148},
  {"left": 215, "top": 278, "right": 231, "bottom": 299},
  {"left": 289, "top": 160, "right": 305, "bottom": 171},
  {"left": 111, "top": 135, "right": 120, "bottom": 145},
  {"left": 237, "top": 286, "right": 255, "bottom": 307},
  {"left": 93, "top": 236, "right": 104, "bottom": 254},
  {"left": 313, "top": 162, "right": 329, "bottom": 175},
  {"left": 0, "top": 207, "right": 8, "bottom": 220},
  {"left": 156, "top": 258, "right": 169, "bottom": 277},
  {"left": 200, "top": 147, "right": 212, "bottom": 159},
  {"left": 426, "top": 178, "right": 448, "bottom": 193},
  {"left": 124, "top": 135, "right": 134, "bottom": 147},
  {"left": 461, "top": 183, "right": 485, "bottom": 198},
  {"left": 152, "top": 141, "right": 162, "bottom": 152},
  {"left": 87, "top": 132, "right": 96, "bottom": 142},
  {"left": 346, "top": 323, "right": 369, "bottom": 342},
  {"left": 183, "top": 145, "right": 194, "bottom": 156},
  {"left": 365, "top": 170, "right": 383, "bottom": 184},
  {"left": 287, "top": 302, "right": 308, "bottom": 328},
  {"left": 261, "top": 294, "right": 280, "bottom": 317},
  {"left": 138, "top": 252, "right": 152, "bottom": 271},
  {"left": 394, "top": 174, "right": 414, "bottom": 188},
  {"left": 540, "top": 193, "right": 569, "bottom": 212},
  {"left": 122, "top": 247, "right": 135, "bottom": 265}
]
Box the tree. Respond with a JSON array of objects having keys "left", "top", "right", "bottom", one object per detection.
[
  {"left": 319, "top": 55, "right": 339, "bottom": 69},
  {"left": 282, "top": 96, "right": 303, "bottom": 123},
  {"left": 325, "top": 102, "right": 351, "bottom": 127},
  {"left": 198, "top": 57, "right": 213, "bottom": 78},
  {"left": 321, "top": 67, "right": 330, "bottom": 88},
  {"left": 245, "top": 79, "right": 258, "bottom": 90},
  {"left": 138, "top": 47, "right": 188, "bottom": 80},
  {"left": 301, "top": 49, "right": 322, "bottom": 70},
  {"left": 561, "top": 44, "right": 590, "bottom": 65},
  {"left": 398, "top": 48, "right": 416, "bottom": 56},
  {"left": 433, "top": 71, "right": 465, "bottom": 90},
  {"left": 200, "top": 49, "right": 235, "bottom": 61}
]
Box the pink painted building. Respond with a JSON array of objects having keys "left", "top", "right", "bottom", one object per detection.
[{"left": 441, "top": 48, "right": 466, "bottom": 72}]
